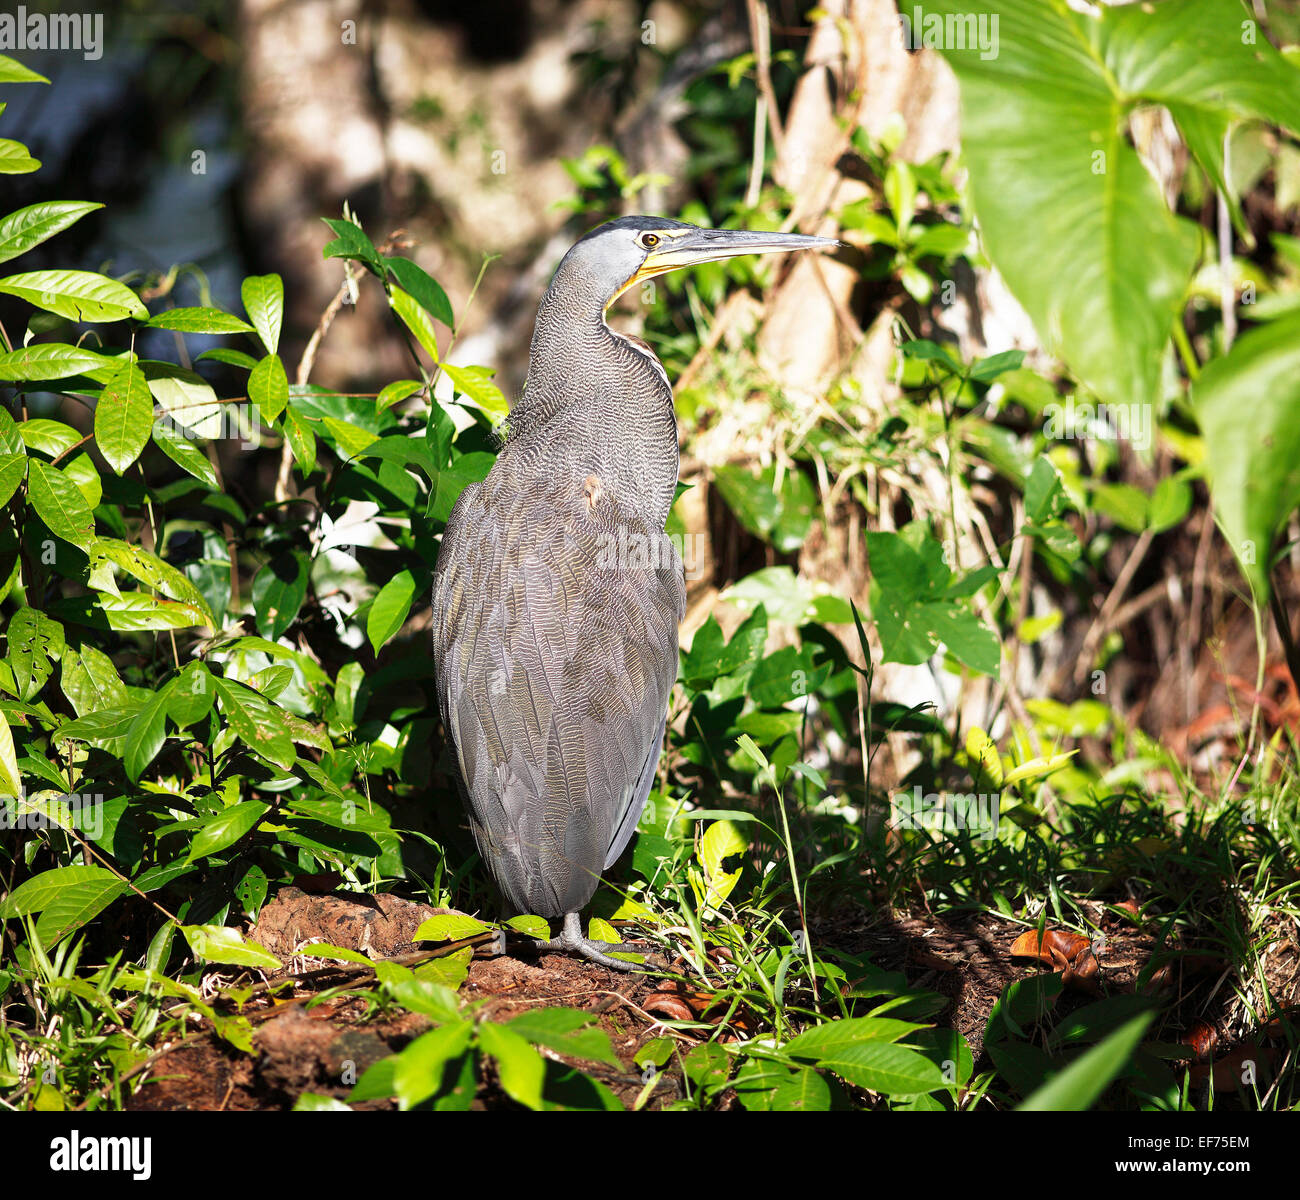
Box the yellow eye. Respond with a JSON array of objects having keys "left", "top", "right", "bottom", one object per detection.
[{"left": 641, "top": 233, "right": 660, "bottom": 248}]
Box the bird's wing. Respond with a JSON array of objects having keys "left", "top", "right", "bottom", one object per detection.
[{"left": 433, "top": 463, "right": 684, "bottom": 917}]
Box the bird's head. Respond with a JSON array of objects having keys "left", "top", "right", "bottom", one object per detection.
[{"left": 555, "top": 215, "right": 838, "bottom": 311}]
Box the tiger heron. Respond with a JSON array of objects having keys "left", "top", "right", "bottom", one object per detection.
[{"left": 432, "top": 216, "right": 836, "bottom": 970}]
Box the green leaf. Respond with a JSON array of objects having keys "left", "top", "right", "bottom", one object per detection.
[
  {"left": 321, "top": 217, "right": 383, "bottom": 275},
  {"left": 812, "top": 1041, "right": 947, "bottom": 1096},
  {"left": 241, "top": 274, "right": 284, "bottom": 355},
  {"left": 0, "top": 342, "right": 116, "bottom": 381},
  {"left": 390, "top": 1022, "right": 474, "bottom": 1110},
  {"left": 389, "top": 285, "right": 440, "bottom": 363},
  {"left": 0, "top": 138, "right": 40, "bottom": 174},
  {"left": 1018, "top": 1012, "right": 1153, "bottom": 1111},
  {"left": 18, "top": 418, "right": 80, "bottom": 457},
  {"left": 0, "top": 55, "right": 49, "bottom": 84},
  {"left": 0, "top": 710, "right": 22, "bottom": 799},
  {"left": 442, "top": 363, "right": 507, "bottom": 423},
  {"left": 251, "top": 550, "right": 308, "bottom": 640},
  {"left": 152, "top": 421, "right": 219, "bottom": 489},
  {"left": 124, "top": 688, "right": 169, "bottom": 782},
  {"left": 5, "top": 606, "right": 62, "bottom": 701},
  {"left": 212, "top": 675, "right": 296, "bottom": 770},
  {"left": 146, "top": 307, "right": 255, "bottom": 334},
  {"left": 181, "top": 925, "right": 282, "bottom": 970},
  {"left": 713, "top": 463, "right": 816, "bottom": 554},
  {"left": 414, "top": 913, "right": 492, "bottom": 942},
  {"left": 367, "top": 569, "right": 416, "bottom": 653},
  {"left": 0, "top": 269, "right": 147, "bottom": 322},
  {"left": 478, "top": 1022, "right": 546, "bottom": 1110},
  {"left": 248, "top": 353, "right": 288, "bottom": 424},
  {"left": 377, "top": 379, "right": 424, "bottom": 414},
  {"left": 26, "top": 459, "right": 94, "bottom": 549},
  {"left": 87, "top": 537, "right": 217, "bottom": 627},
  {"left": 283, "top": 407, "right": 317, "bottom": 475},
  {"left": 386, "top": 257, "right": 453, "bottom": 326},
  {"left": 0, "top": 449, "right": 26, "bottom": 507},
  {"left": 94, "top": 360, "right": 153, "bottom": 473},
  {"left": 507, "top": 1009, "right": 620, "bottom": 1067},
  {"left": 188, "top": 801, "right": 270, "bottom": 862},
  {"left": 0, "top": 202, "right": 101, "bottom": 265},
  {"left": 0, "top": 866, "right": 126, "bottom": 945},
  {"left": 784, "top": 1017, "right": 929, "bottom": 1059},
  {"left": 1192, "top": 314, "right": 1300, "bottom": 601},
  {"left": 926, "top": 0, "right": 1200, "bottom": 424}
]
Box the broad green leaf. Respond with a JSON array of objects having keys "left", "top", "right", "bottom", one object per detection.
[
  {"left": 146, "top": 307, "right": 255, "bottom": 334},
  {"left": 377, "top": 379, "right": 424, "bottom": 414},
  {"left": 241, "top": 273, "right": 284, "bottom": 355},
  {"left": 0, "top": 55, "right": 48, "bottom": 83},
  {"left": 181, "top": 924, "right": 282, "bottom": 970},
  {"left": 52, "top": 590, "right": 209, "bottom": 632},
  {"left": 390, "top": 1022, "right": 474, "bottom": 1110},
  {"left": 386, "top": 257, "right": 453, "bottom": 326},
  {"left": 6, "top": 607, "right": 63, "bottom": 701},
  {"left": 147, "top": 369, "right": 222, "bottom": 439},
  {"left": 1192, "top": 314, "right": 1300, "bottom": 601},
  {"left": 321, "top": 217, "right": 383, "bottom": 275},
  {"left": 60, "top": 645, "right": 126, "bottom": 716},
  {"left": 504, "top": 914, "right": 549, "bottom": 939},
  {"left": 1, "top": 866, "right": 126, "bottom": 945},
  {"left": 248, "top": 353, "right": 288, "bottom": 424},
  {"left": 367, "top": 569, "right": 416, "bottom": 653},
  {"left": 0, "top": 342, "right": 115, "bottom": 381},
  {"left": 152, "top": 421, "right": 219, "bottom": 489},
  {"left": 784, "top": 1018, "right": 929, "bottom": 1059},
  {"left": 87, "top": 538, "right": 217, "bottom": 627},
  {"left": 17, "top": 418, "right": 81, "bottom": 457},
  {"left": 1018, "top": 1012, "right": 1153, "bottom": 1111},
  {"left": 320, "top": 416, "right": 378, "bottom": 458},
  {"left": 62, "top": 452, "right": 100, "bottom": 508},
  {"left": 0, "top": 269, "right": 147, "bottom": 322},
  {"left": 389, "top": 285, "right": 440, "bottom": 362},
  {"left": 0, "top": 452, "right": 26, "bottom": 507},
  {"left": 188, "top": 801, "right": 270, "bottom": 862},
  {"left": 734, "top": 1063, "right": 831, "bottom": 1111},
  {"left": 0, "top": 138, "right": 40, "bottom": 174},
  {"left": 812, "top": 1041, "right": 947, "bottom": 1096},
  {"left": 212, "top": 675, "right": 295, "bottom": 770},
  {"left": 926, "top": 0, "right": 1199, "bottom": 425},
  {"left": 251, "top": 550, "right": 308, "bottom": 640},
  {"left": 0, "top": 709, "right": 20, "bottom": 799},
  {"left": 441, "top": 363, "right": 507, "bottom": 423},
  {"left": 26, "top": 459, "right": 94, "bottom": 549},
  {"left": 414, "top": 913, "right": 492, "bottom": 942},
  {"left": 507, "top": 1008, "right": 621, "bottom": 1067},
  {"left": 283, "top": 407, "right": 317, "bottom": 474},
  {"left": 94, "top": 360, "right": 153, "bottom": 473},
  {"left": 0, "top": 865, "right": 121, "bottom": 917},
  {"left": 124, "top": 688, "right": 169, "bottom": 782},
  {"left": 478, "top": 1021, "right": 546, "bottom": 1111},
  {"left": 0, "top": 201, "right": 101, "bottom": 265}
]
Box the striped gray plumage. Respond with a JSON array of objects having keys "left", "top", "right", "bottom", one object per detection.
[{"left": 433, "top": 218, "right": 686, "bottom": 919}]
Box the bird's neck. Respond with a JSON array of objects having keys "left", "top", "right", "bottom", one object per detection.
[{"left": 507, "top": 282, "right": 680, "bottom": 530}]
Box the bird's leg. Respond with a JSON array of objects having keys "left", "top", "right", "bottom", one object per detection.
[{"left": 533, "top": 911, "right": 651, "bottom": 973}]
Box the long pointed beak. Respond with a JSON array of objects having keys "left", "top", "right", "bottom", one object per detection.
[{"left": 639, "top": 227, "right": 839, "bottom": 281}]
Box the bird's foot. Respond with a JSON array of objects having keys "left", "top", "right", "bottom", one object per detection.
[{"left": 532, "top": 912, "right": 652, "bottom": 973}]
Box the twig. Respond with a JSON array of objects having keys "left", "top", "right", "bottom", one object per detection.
[
  {"left": 746, "top": 0, "right": 785, "bottom": 173},
  {"left": 276, "top": 272, "right": 357, "bottom": 503}
]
